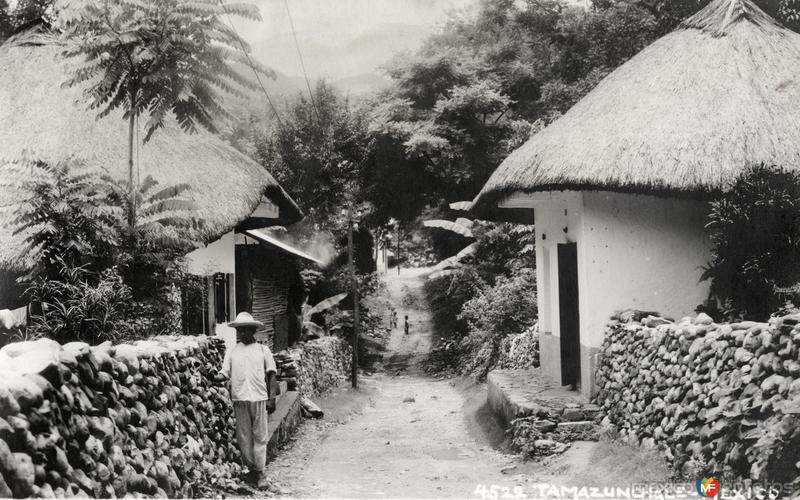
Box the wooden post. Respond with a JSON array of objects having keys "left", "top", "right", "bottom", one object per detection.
[
  {"left": 396, "top": 225, "right": 401, "bottom": 276},
  {"left": 347, "top": 205, "right": 359, "bottom": 388}
]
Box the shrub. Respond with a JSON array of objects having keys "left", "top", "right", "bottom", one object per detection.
[
  {"left": 457, "top": 268, "right": 537, "bottom": 378},
  {"left": 6, "top": 160, "right": 119, "bottom": 281},
  {"left": 424, "top": 266, "right": 486, "bottom": 339},
  {"left": 470, "top": 222, "right": 536, "bottom": 281},
  {"left": 24, "top": 261, "right": 133, "bottom": 344},
  {"left": 6, "top": 160, "right": 206, "bottom": 341},
  {"left": 497, "top": 325, "right": 540, "bottom": 370},
  {"left": 703, "top": 164, "right": 800, "bottom": 320}
]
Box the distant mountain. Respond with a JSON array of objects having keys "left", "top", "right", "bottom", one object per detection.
[
  {"left": 332, "top": 73, "right": 392, "bottom": 96},
  {"left": 251, "top": 22, "right": 431, "bottom": 82}
]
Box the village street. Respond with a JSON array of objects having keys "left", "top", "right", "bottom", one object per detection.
[{"left": 261, "top": 269, "right": 672, "bottom": 498}]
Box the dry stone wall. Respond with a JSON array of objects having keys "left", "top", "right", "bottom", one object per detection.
[
  {"left": 595, "top": 311, "right": 800, "bottom": 484},
  {"left": 0, "top": 336, "right": 243, "bottom": 498},
  {"left": 274, "top": 337, "right": 352, "bottom": 397}
]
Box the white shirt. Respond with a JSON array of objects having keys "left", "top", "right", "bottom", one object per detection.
[{"left": 222, "top": 342, "right": 277, "bottom": 402}]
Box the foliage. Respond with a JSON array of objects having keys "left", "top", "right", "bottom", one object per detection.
[
  {"left": 4, "top": 161, "right": 119, "bottom": 282},
  {"left": 470, "top": 222, "right": 536, "bottom": 279},
  {"left": 424, "top": 266, "right": 486, "bottom": 339},
  {"left": 354, "top": 0, "right": 800, "bottom": 226},
  {"left": 4, "top": 159, "right": 204, "bottom": 339},
  {"left": 702, "top": 164, "right": 800, "bottom": 320},
  {"left": 302, "top": 292, "right": 347, "bottom": 337},
  {"left": 60, "top": 0, "right": 269, "bottom": 235},
  {"left": 255, "top": 81, "right": 371, "bottom": 223},
  {"left": 24, "top": 260, "right": 133, "bottom": 344},
  {"left": 0, "top": 0, "right": 53, "bottom": 43},
  {"left": 99, "top": 174, "right": 202, "bottom": 299},
  {"left": 59, "top": 0, "right": 270, "bottom": 142},
  {"left": 457, "top": 268, "right": 537, "bottom": 379},
  {"left": 497, "top": 325, "right": 540, "bottom": 370}
]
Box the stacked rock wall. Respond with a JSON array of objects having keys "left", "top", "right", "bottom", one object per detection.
[
  {"left": 0, "top": 336, "right": 242, "bottom": 498},
  {"left": 274, "top": 337, "right": 352, "bottom": 397},
  {"left": 595, "top": 311, "right": 800, "bottom": 483}
]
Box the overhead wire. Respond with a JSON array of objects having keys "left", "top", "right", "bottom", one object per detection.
[
  {"left": 282, "top": 0, "right": 322, "bottom": 124},
  {"left": 218, "top": 0, "right": 284, "bottom": 128}
]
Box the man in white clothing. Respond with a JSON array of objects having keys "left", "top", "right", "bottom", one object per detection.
[{"left": 222, "top": 312, "right": 278, "bottom": 487}]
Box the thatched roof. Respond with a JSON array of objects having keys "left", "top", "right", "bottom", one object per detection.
[
  {"left": 474, "top": 0, "right": 800, "bottom": 209},
  {"left": 0, "top": 29, "right": 302, "bottom": 270}
]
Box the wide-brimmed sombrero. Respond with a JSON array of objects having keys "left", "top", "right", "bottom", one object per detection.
[{"left": 229, "top": 312, "right": 264, "bottom": 328}]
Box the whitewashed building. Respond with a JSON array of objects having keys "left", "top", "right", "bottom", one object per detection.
[{"left": 473, "top": 0, "right": 800, "bottom": 396}]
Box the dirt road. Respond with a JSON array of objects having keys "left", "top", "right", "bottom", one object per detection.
[{"left": 262, "top": 267, "right": 671, "bottom": 499}]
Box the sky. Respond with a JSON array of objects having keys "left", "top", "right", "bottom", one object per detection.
[{"left": 233, "top": 0, "right": 478, "bottom": 80}]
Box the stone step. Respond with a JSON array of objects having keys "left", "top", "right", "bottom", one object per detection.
[{"left": 487, "top": 369, "right": 596, "bottom": 426}]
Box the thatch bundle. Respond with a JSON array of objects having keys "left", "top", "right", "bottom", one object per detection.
[
  {"left": 474, "top": 0, "right": 800, "bottom": 209},
  {"left": 0, "top": 336, "right": 242, "bottom": 498},
  {"left": 596, "top": 311, "right": 800, "bottom": 482},
  {"left": 0, "top": 28, "right": 301, "bottom": 271}
]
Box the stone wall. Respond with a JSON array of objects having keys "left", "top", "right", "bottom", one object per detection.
[
  {"left": 274, "top": 337, "right": 352, "bottom": 397},
  {"left": 595, "top": 311, "right": 800, "bottom": 483},
  {"left": 0, "top": 336, "right": 242, "bottom": 498}
]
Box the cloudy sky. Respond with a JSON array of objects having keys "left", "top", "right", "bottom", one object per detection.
[{"left": 233, "top": 0, "right": 478, "bottom": 80}]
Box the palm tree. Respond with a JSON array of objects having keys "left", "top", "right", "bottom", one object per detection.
[{"left": 60, "top": 0, "right": 274, "bottom": 233}]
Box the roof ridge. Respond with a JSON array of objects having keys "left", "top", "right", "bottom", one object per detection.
[{"left": 680, "top": 0, "right": 782, "bottom": 36}]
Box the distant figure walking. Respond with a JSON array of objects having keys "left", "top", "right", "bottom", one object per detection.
[
  {"left": 404, "top": 315, "right": 409, "bottom": 335},
  {"left": 390, "top": 310, "right": 397, "bottom": 329}
]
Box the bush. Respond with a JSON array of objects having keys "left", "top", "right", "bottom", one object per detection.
[
  {"left": 424, "top": 266, "right": 486, "bottom": 339},
  {"left": 24, "top": 261, "right": 133, "bottom": 344},
  {"left": 470, "top": 222, "right": 536, "bottom": 280},
  {"left": 7, "top": 160, "right": 205, "bottom": 341},
  {"left": 703, "top": 164, "right": 800, "bottom": 320},
  {"left": 497, "top": 325, "right": 540, "bottom": 370},
  {"left": 6, "top": 160, "right": 119, "bottom": 281},
  {"left": 457, "top": 268, "right": 537, "bottom": 378}
]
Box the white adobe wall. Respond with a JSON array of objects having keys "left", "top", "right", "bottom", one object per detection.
[
  {"left": 185, "top": 231, "right": 236, "bottom": 275},
  {"left": 580, "top": 191, "right": 711, "bottom": 349},
  {"left": 508, "top": 190, "right": 711, "bottom": 396}
]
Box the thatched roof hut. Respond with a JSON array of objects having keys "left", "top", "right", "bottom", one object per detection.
[
  {"left": 0, "top": 29, "right": 302, "bottom": 270},
  {"left": 474, "top": 0, "right": 800, "bottom": 209}
]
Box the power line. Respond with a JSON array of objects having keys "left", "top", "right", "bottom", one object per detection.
[
  {"left": 282, "top": 0, "right": 321, "bottom": 124},
  {"left": 218, "top": 0, "right": 283, "bottom": 128}
]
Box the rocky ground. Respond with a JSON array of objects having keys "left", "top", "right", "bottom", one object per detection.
[{"left": 257, "top": 267, "right": 672, "bottom": 499}]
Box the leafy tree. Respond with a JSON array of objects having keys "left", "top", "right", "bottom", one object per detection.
[
  {"left": 256, "top": 81, "right": 369, "bottom": 222},
  {"left": 60, "top": 0, "right": 272, "bottom": 233},
  {"left": 368, "top": 0, "right": 800, "bottom": 225},
  {"left": 702, "top": 165, "right": 800, "bottom": 320}
]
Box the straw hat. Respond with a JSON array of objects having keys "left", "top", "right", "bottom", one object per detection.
[{"left": 229, "top": 312, "right": 264, "bottom": 329}]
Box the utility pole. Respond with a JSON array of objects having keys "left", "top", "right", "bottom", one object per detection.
[{"left": 347, "top": 204, "right": 359, "bottom": 389}]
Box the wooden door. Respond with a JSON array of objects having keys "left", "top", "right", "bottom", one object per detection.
[{"left": 558, "top": 243, "right": 581, "bottom": 388}]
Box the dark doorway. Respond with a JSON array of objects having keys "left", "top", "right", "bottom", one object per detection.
[{"left": 558, "top": 243, "right": 581, "bottom": 388}]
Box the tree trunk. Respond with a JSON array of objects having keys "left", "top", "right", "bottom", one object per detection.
[
  {"left": 347, "top": 205, "right": 359, "bottom": 389},
  {"left": 127, "top": 112, "right": 136, "bottom": 233},
  {"left": 127, "top": 111, "right": 137, "bottom": 293}
]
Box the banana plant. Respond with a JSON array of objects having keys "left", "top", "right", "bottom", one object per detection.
[
  {"left": 422, "top": 218, "right": 475, "bottom": 238},
  {"left": 302, "top": 293, "right": 348, "bottom": 336}
]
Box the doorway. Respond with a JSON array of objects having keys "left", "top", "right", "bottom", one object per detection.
[{"left": 558, "top": 242, "right": 580, "bottom": 388}]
